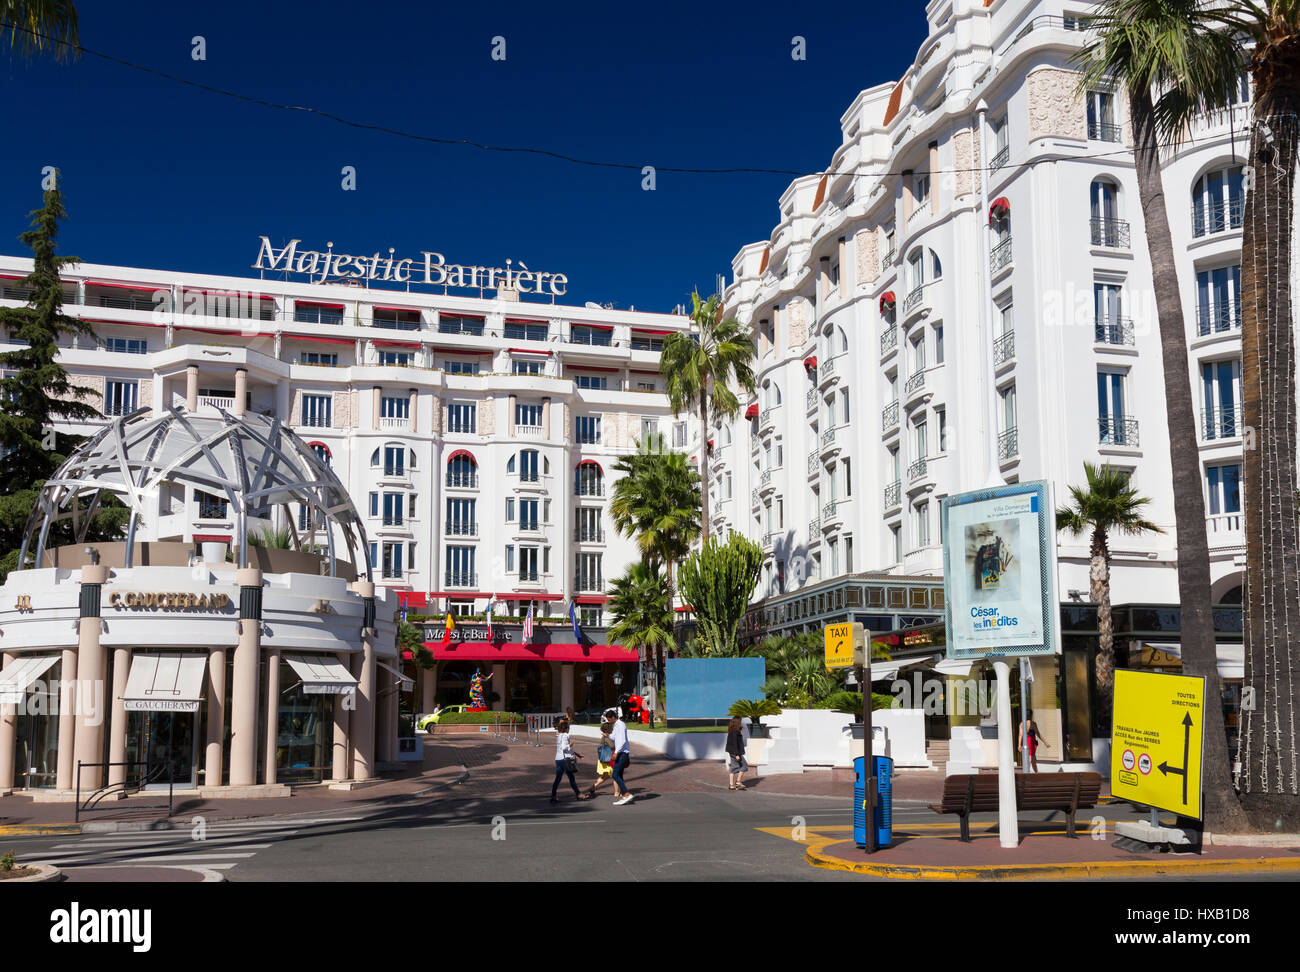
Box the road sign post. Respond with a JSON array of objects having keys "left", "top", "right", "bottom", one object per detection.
[{"left": 826, "top": 623, "right": 873, "bottom": 853}]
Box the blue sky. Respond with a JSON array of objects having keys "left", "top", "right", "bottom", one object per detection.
[{"left": 1, "top": 1, "right": 925, "bottom": 311}]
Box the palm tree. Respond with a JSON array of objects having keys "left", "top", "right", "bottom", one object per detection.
[
  {"left": 1076, "top": 0, "right": 1248, "bottom": 832},
  {"left": 1208, "top": 0, "right": 1300, "bottom": 828},
  {"left": 1, "top": 0, "right": 79, "bottom": 60},
  {"left": 1056, "top": 463, "right": 1163, "bottom": 723},
  {"left": 606, "top": 562, "right": 675, "bottom": 701},
  {"left": 609, "top": 448, "right": 701, "bottom": 601},
  {"left": 659, "top": 291, "right": 756, "bottom": 541}
]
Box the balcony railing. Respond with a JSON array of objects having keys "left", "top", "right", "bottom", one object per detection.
[
  {"left": 807, "top": 452, "right": 820, "bottom": 477},
  {"left": 92, "top": 294, "right": 163, "bottom": 312},
  {"left": 993, "top": 330, "right": 1016, "bottom": 364},
  {"left": 574, "top": 525, "right": 605, "bottom": 543},
  {"left": 575, "top": 481, "right": 604, "bottom": 497},
  {"left": 444, "top": 571, "right": 477, "bottom": 588},
  {"left": 821, "top": 427, "right": 837, "bottom": 448},
  {"left": 574, "top": 573, "right": 603, "bottom": 592},
  {"left": 883, "top": 480, "right": 901, "bottom": 509},
  {"left": 1099, "top": 416, "right": 1140, "bottom": 447},
  {"left": 294, "top": 307, "right": 344, "bottom": 325},
  {"left": 301, "top": 411, "right": 333, "bottom": 429},
  {"left": 447, "top": 422, "right": 476, "bottom": 435},
  {"left": 445, "top": 473, "right": 478, "bottom": 488},
  {"left": 1206, "top": 512, "right": 1243, "bottom": 538},
  {"left": 751, "top": 489, "right": 760, "bottom": 508},
  {"left": 806, "top": 388, "right": 818, "bottom": 411},
  {"left": 1202, "top": 405, "right": 1241, "bottom": 440},
  {"left": 1090, "top": 218, "right": 1131, "bottom": 248},
  {"left": 438, "top": 319, "right": 485, "bottom": 336},
  {"left": 990, "top": 237, "right": 1013, "bottom": 273},
  {"left": 760, "top": 406, "right": 777, "bottom": 427},
  {"left": 904, "top": 370, "right": 927, "bottom": 395},
  {"left": 760, "top": 469, "right": 772, "bottom": 486},
  {"left": 882, "top": 399, "right": 899, "bottom": 432},
  {"left": 1088, "top": 120, "right": 1122, "bottom": 142},
  {"left": 1196, "top": 299, "right": 1242, "bottom": 336},
  {"left": 880, "top": 249, "right": 896, "bottom": 273},
  {"left": 379, "top": 416, "right": 410, "bottom": 429},
  {"left": 880, "top": 326, "right": 898, "bottom": 355},
  {"left": 998, "top": 426, "right": 1020, "bottom": 461},
  {"left": 199, "top": 395, "right": 235, "bottom": 411},
  {"left": 198, "top": 499, "right": 229, "bottom": 519},
  {"left": 903, "top": 286, "right": 926, "bottom": 313},
  {"left": 1192, "top": 198, "right": 1244, "bottom": 238},
  {"left": 820, "top": 357, "right": 837, "bottom": 380},
  {"left": 907, "top": 457, "right": 928, "bottom": 481},
  {"left": 382, "top": 464, "right": 407, "bottom": 478},
  {"left": 808, "top": 515, "right": 821, "bottom": 535},
  {"left": 1094, "top": 318, "right": 1135, "bottom": 346},
  {"left": 823, "top": 500, "right": 843, "bottom": 524},
  {"left": 382, "top": 515, "right": 406, "bottom": 528},
  {"left": 990, "top": 144, "right": 1010, "bottom": 172},
  {"left": 516, "top": 424, "right": 545, "bottom": 437},
  {"left": 446, "top": 522, "right": 478, "bottom": 536}
]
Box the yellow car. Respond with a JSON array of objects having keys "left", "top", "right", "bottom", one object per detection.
[{"left": 416, "top": 706, "right": 469, "bottom": 732}]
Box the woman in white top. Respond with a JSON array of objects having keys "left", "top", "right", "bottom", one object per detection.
[{"left": 550, "top": 718, "right": 586, "bottom": 803}]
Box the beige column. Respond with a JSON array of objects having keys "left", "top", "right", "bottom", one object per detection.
[
  {"left": 0, "top": 652, "right": 15, "bottom": 792},
  {"left": 901, "top": 170, "right": 914, "bottom": 225},
  {"left": 928, "top": 141, "right": 940, "bottom": 216},
  {"left": 838, "top": 236, "right": 849, "bottom": 293},
  {"left": 55, "top": 648, "right": 77, "bottom": 791},
  {"left": 560, "top": 663, "right": 574, "bottom": 714},
  {"left": 371, "top": 386, "right": 381, "bottom": 430},
  {"left": 375, "top": 670, "right": 393, "bottom": 764},
  {"left": 72, "top": 564, "right": 110, "bottom": 791},
  {"left": 263, "top": 645, "right": 280, "bottom": 784},
  {"left": 491, "top": 663, "right": 506, "bottom": 712},
  {"left": 228, "top": 567, "right": 263, "bottom": 787},
  {"left": 542, "top": 397, "right": 551, "bottom": 438},
  {"left": 818, "top": 257, "right": 830, "bottom": 307},
  {"left": 507, "top": 394, "right": 517, "bottom": 435},
  {"left": 350, "top": 581, "right": 376, "bottom": 781},
  {"left": 204, "top": 647, "right": 225, "bottom": 788},
  {"left": 233, "top": 368, "right": 248, "bottom": 418},
  {"left": 421, "top": 664, "right": 437, "bottom": 713},
  {"left": 185, "top": 365, "right": 199, "bottom": 412},
  {"left": 107, "top": 646, "right": 131, "bottom": 788},
  {"left": 408, "top": 387, "right": 418, "bottom": 433},
  {"left": 332, "top": 651, "right": 352, "bottom": 782}
]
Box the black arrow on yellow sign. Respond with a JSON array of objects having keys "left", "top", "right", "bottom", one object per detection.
[{"left": 1157, "top": 712, "right": 1194, "bottom": 806}]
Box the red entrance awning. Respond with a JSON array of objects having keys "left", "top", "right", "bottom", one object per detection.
[{"left": 429, "top": 642, "right": 636, "bottom": 662}]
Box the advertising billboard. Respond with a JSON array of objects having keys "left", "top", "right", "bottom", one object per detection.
[{"left": 941, "top": 480, "right": 1059, "bottom": 660}]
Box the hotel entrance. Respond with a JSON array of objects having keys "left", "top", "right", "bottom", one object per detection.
[{"left": 125, "top": 711, "right": 199, "bottom": 789}]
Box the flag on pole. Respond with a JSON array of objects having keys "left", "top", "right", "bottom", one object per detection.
[
  {"left": 523, "top": 603, "right": 534, "bottom": 642},
  {"left": 485, "top": 599, "right": 494, "bottom": 642},
  {"left": 569, "top": 599, "right": 582, "bottom": 642},
  {"left": 439, "top": 612, "right": 455, "bottom": 649}
]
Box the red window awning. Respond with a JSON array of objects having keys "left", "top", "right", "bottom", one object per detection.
[
  {"left": 495, "top": 593, "right": 565, "bottom": 601},
  {"left": 87, "top": 280, "right": 161, "bottom": 291},
  {"left": 744, "top": 404, "right": 759, "bottom": 420},
  {"left": 879, "top": 291, "right": 896, "bottom": 312},
  {"left": 82, "top": 318, "right": 167, "bottom": 329},
  {"left": 373, "top": 339, "right": 421, "bottom": 349},
  {"left": 373, "top": 304, "right": 422, "bottom": 313},
  {"left": 446, "top": 449, "right": 477, "bottom": 464},
  {"left": 574, "top": 596, "right": 609, "bottom": 604},
  {"left": 989, "top": 197, "right": 1011, "bottom": 223},
  {"left": 576, "top": 459, "right": 603, "bottom": 473},
  {"left": 631, "top": 328, "right": 676, "bottom": 336},
  {"left": 187, "top": 288, "right": 275, "bottom": 300},
  {"left": 804, "top": 355, "right": 818, "bottom": 369},
  {"left": 509, "top": 348, "right": 552, "bottom": 355},
  {"left": 175, "top": 325, "right": 274, "bottom": 338},
  {"left": 397, "top": 591, "right": 428, "bottom": 608}
]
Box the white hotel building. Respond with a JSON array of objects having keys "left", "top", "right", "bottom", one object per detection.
[{"left": 711, "top": 0, "right": 1248, "bottom": 764}]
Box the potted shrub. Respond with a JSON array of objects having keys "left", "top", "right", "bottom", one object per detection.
[{"left": 729, "top": 698, "right": 781, "bottom": 738}]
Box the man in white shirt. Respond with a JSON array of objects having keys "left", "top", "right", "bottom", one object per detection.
[{"left": 605, "top": 707, "right": 633, "bottom": 805}]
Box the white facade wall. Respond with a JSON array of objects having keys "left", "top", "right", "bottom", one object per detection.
[{"left": 713, "top": 0, "right": 1247, "bottom": 607}]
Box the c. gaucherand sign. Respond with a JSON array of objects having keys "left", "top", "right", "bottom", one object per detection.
[
  {"left": 109, "top": 591, "right": 232, "bottom": 610},
  {"left": 253, "top": 237, "right": 569, "bottom": 296}
]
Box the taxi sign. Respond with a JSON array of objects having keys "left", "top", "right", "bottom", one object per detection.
[
  {"left": 824, "top": 622, "right": 864, "bottom": 670},
  {"left": 1110, "top": 669, "right": 1206, "bottom": 819}
]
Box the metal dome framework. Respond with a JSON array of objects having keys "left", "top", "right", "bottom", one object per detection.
[{"left": 19, "top": 405, "right": 371, "bottom": 579}]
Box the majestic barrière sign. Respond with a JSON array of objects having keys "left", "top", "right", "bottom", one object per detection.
[{"left": 252, "top": 236, "right": 569, "bottom": 296}]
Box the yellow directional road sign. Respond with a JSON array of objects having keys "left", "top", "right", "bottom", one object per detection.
[
  {"left": 824, "top": 622, "right": 864, "bottom": 670},
  {"left": 1111, "top": 669, "right": 1206, "bottom": 820}
]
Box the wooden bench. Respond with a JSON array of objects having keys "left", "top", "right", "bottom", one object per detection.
[{"left": 928, "top": 772, "right": 1102, "bottom": 841}]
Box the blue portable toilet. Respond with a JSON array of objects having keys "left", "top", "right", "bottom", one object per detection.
[{"left": 854, "top": 755, "right": 893, "bottom": 848}]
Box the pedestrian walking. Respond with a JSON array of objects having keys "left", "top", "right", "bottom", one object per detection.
[
  {"left": 605, "top": 707, "right": 633, "bottom": 805},
  {"left": 550, "top": 717, "right": 585, "bottom": 803},
  {"left": 725, "top": 716, "right": 749, "bottom": 790},
  {"left": 1019, "top": 710, "right": 1048, "bottom": 772},
  {"left": 587, "top": 720, "right": 616, "bottom": 798}
]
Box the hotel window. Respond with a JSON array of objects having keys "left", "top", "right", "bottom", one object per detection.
[
  {"left": 575, "top": 415, "right": 602, "bottom": 444},
  {"left": 1097, "top": 369, "right": 1132, "bottom": 444},
  {"left": 990, "top": 115, "right": 1009, "bottom": 166},
  {"left": 839, "top": 389, "right": 850, "bottom": 425},
  {"left": 369, "top": 492, "right": 378, "bottom": 517},
  {"left": 447, "top": 402, "right": 476, "bottom": 433},
  {"left": 505, "top": 545, "right": 515, "bottom": 572},
  {"left": 891, "top": 525, "right": 902, "bottom": 563},
  {"left": 1197, "top": 264, "right": 1242, "bottom": 334},
  {"left": 575, "top": 375, "right": 608, "bottom": 389},
  {"left": 446, "top": 546, "right": 476, "bottom": 586},
  {"left": 829, "top": 538, "right": 839, "bottom": 575},
  {"left": 409, "top": 494, "right": 417, "bottom": 519},
  {"left": 449, "top": 599, "right": 476, "bottom": 617},
  {"left": 505, "top": 497, "right": 515, "bottom": 521},
  {"left": 302, "top": 394, "right": 332, "bottom": 428},
  {"left": 383, "top": 493, "right": 404, "bottom": 526},
  {"left": 309, "top": 443, "right": 331, "bottom": 467},
  {"left": 377, "top": 350, "right": 413, "bottom": 367},
  {"left": 1206, "top": 463, "right": 1242, "bottom": 515},
  {"left": 300, "top": 351, "right": 337, "bottom": 367},
  {"left": 775, "top": 497, "right": 784, "bottom": 529},
  {"left": 1000, "top": 384, "right": 1017, "bottom": 432},
  {"left": 934, "top": 324, "right": 944, "bottom": 365},
  {"left": 1201, "top": 359, "right": 1242, "bottom": 439},
  {"left": 884, "top": 225, "right": 896, "bottom": 261},
  {"left": 913, "top": 172, "right": 930, "bottom": 211},
  {"left": 104, "top": 379, "right": 138, "bottom": 417},
  {"left": 907, "top": 249, "right": 924, "bottom": 293},
  {"left": 936, "top": 407, "right": 948, "bottom": 453},
  {"left": 914, "top": 419, "right": 929, "bottom": 461},
  {"left": 504, "top": 320, "right": 548, "bottom": 341},
  {"left": 1090, "top": 178, "right": 1121, "bottom": 244},
  {"left": 373, "top": 308, "right": 420, "bottom": 330},
  {"left": 519, "top": 499, "right": 539, "bottom": 531},
  {"left": 843, "top": 458, "right": 852, "bottom": 498},
  {"left": 577, "top": 552, "right": 603, "bottom": 590},
  {"left": 376, "top": 444, "right": 409, "bottom": 476},
  {"left": 103, "top": 337, "right": 147, "bottom": 354},
  {"left": 448, "top": 454, "right": 477, "bottom": 487},
  {"left": 579, "top": 606, "right": 603, "bottom": 627},
  {"left": 636, "top": 379, "right": 657, "bottom": 392},
  {"left": 512, "top": 359, "right": 544, "bottom": 375},
  {"left": 639, "top": 417, "right": 659, "bottom": 447},
  {"left": 518, "top": 449, "right": 540, "bottom": 482},
  {"left": 830, "top": 259, "right": 840, "bottom": 292},
  {"left": 438, "top": 314, "right": 484, "bottom": 336},
  {"left": 672, "top": 422, "right": 687, "bottom": 447},
  {"left": 1087, "top": 89, "right": 1119, "bottom": 140},
  {"left": 447, "top": 498, "right": 475, "bottom": 534},
  {"left": 443, "top": 360, "right": 481, "bottom": 375},
  {"left": 516, "top": 402, "right": 543, "bottom": 428},
  {"left": 380, "top": 395, "right": 410, "bottom": 420},
  {"left": 380, "top": 542, "right": 404, "bottom": 579},
  {"left": 910, "top": 334, "right": 926, "bottom": 376},
  {"left": 520, "top": 546, "right": 540, "bottom": 581},
  {"left": 196, "top": 490, "right": 228, "bottom": 519},
  {"left": 630, "top": 333, "right": 664, "bottom": 352},
  {"left": 295, "top": 303, "right": 344, "bottom": 325},
  {"left": 570, "top": 325, "right": 613, "bottom": 346},
  {"left": 1192, "top": 166, "right": 1245, "bottom": 237},
  {"left": 915, "top": 501, "right": 931, "bottom": 547},
  {"left": 724, "top": 471, "right": 732, "bottom": 500}
]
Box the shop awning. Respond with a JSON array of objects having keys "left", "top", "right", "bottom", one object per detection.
[
  {"left": 123, "top": 654, "right": 209, "bottom": 712},
  {"left": 934, "top": 658, "right": 979, "bottom": 677},
  {"left": 1141, "top": 642, "right": 1244, "bottom": 680},
  {"left": 0, "top": 654, "right": 59, "bottom": 705},
  {"left": 284, "top": 653, "right": 358, "bottom": 695},
  {"left": 377, "top": 660, "right": 414, "bottom": 692}
]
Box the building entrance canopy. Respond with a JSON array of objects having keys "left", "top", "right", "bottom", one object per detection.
[
  {"left": 284, "top": 653, "right": 358, "bottom": 694},
  {"left": 0, "top": 654, "right": 59, "bottom": 704},
  {"left": 123, "top": 654, "right": 209, "bottom": 712}
]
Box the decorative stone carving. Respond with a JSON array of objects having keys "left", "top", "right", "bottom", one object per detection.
[
  {"left": 856, "top": 229, "right": 878, "bottom": 287},
  {"left": 333, "top": 390, "right": 351, "bottom": 429},
  {"left": 788, "top": 298, "right": 810, "bottom": 349},
  {"left": 480, "top": 396, "right": 495, "bottom": 435},
  {"left": 289, "top": 390, "right": 302, "bottom": 426},
  {"left": 1026, "top": 68, "right": 1086, "bottom": 142},
  {"left": 952, "top": 128, "right": 978, "bottom": 197}
]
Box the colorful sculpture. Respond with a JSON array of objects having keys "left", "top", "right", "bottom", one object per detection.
[{"left": 468, "top": 668, "right": 492, "bottom": 711}]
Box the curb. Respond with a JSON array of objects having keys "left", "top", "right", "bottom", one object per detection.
[
  {"left": 0, "top": 863, "right": 62, "bottom": 882},
  {"left": 0, "top": 824, "right": 82, "bottom": 837},
  {"left": 804, "top": 846, "right": 1300, "bottom": 879}
]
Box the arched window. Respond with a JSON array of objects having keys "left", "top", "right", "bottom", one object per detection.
[
  {"left": 837, "top": 327, "right": 849, "bottom": 354},
  {"left": 507, "top": 454, "right": 516, "bottom": 474},
  {"left": 377, "top": 442, "right": 409, "bottom": 476},
  {"left": 576, "top": 460, "right": 604, "bottom": 497},
  {"left": 517, "top": 449, "right": 540, "bottom": 482},
  {"left": 308, "top": 442, "right": 331, "bottom": 467},
  {"left": 1192, "top": 165, "right": 1244, "bottom": 237},
  {"left": 907, "top": 248, "right": 925, "bottom": 293},
  {"left": 929, "top": 249, "right": 942, "bottom": 280},
  {"left": 447, "top": 451, "right": 477, "bottom": 487},
  {"left": 1090, "top": 178, "right": 1121, "bottom": 244}
]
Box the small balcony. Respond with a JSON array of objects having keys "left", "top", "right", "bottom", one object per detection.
[
  {"left": 807, "top": 514, "right": 821, "bottom": 535},
  {"left": 445, "top": 521, "right": 478, "bottom": 537},
  {"left": 998, "top": 426, "right": 1020, "bottom": 462},
  {"left": 819, "top": 357, "right": 837, "bottom": 381},
  {"left": 880, "top": 249, "right": 896, "bottom": 273},
  {"left": 517, "top": 519, "right": 542, "bottom": 534},
  {"left": 518, "top": 569, "right": 541, "bottom": 583},
  {"left": 1206, "top": 512, "right": 1244, "bottom": 547},
  {"left": 989, "top": 238, "right": 1013, "bottom": 273},
  {"left": 881, "top": 399, "right": 900, "bottom": 433},
  {"left": 807, "top": 452, "right": 820, "bottom": 478},
  {"left": 821, "top": 426, "right": 838, "bottom": 449},
  {"left": 880, "top": 326, "right": 898, "bottom": 356},
  {"left": 751, "top": 489, "right": 760, "bottom": 509},
  {"left": 300, "top": 413, "right": 332, "bottom": 429},
  {"left": 883, "top": 480, "right": 901, "bottom": 510},
  {"left": 760, "top": 468, "right": 773, "bottom": 487},
  {"left": 907, "top": 457, "right": 928, "bottom": 481},
  {"left": 1090, "top": 218, "right": 1131, "bottom": 249},
  {"left": 444, "top": 571, "right": 478, "bottom": 589},
  {"left": 904, "top": 370, "right": 927, "bottom": 396},
  {"left": 760, "top": 406, "right": 778, "bottom": 429},
  {"left": 574, "top": 573, "right": 603, "bottom": 593},
  {"left": 1099, "top": 416, "right": 1140, "bottom": 447},
  {"left": 1088, "top": 120, "right": 1122, "bottom": 142},
  {"left": 379, "top": 416, "right": 410, "bottom": 429},
  {"left": 903, "top": 286, "right": 926, "bottom": 314},
  {"left": 1196, "top": 300, "right": 1242, "bottom": 336},
  {"left": 1094, "top": 318, "right": 1135, "bottom": 346},
  {"left": 516, "top": 424, "right": 545, "bottom": 438},
  {"left": 199, "top": 395, "right": 236, "bottom": 412},
  {"left": 806, "top": 388, "right": 818, "bottom": 413},
  {"left": 294, "top": 306, "right": 344, "bottom": 325},
  {"left": 445, "top": 473, "right": 478, "bottom": 489},
  {"left": 574, "top": 482, "right": 604, "bottom": 498},
  {"left": 1192, "top": 198, "right": 1244, "bottom": 238},
  {"left": 382, "top": 515, "right": 407, "bottom": 529},
  {"left": 990, "top": 144, "right": 1010, "bottom": 172},
  {"left": 821, "top": 499, "right": 847, "bottom": 530},
  {"left": 1201, "top": 405, "right": 1241, "bottom": 441},
  {"left": 574, "top": 525, "right": 605, "bottom": 543},
  {"left": 198, "top": 497, "right": 229, "bottom": 520},
  {"left": 993, "top": 330, "right": 1015, "bottom": 365}
]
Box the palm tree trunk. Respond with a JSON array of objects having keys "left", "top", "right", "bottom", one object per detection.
[
  {"left": 1239, "top": 103, "right": 1300, "bottom": 826},
  {"left": 698, "top": 387, "right": 710, "bottom": 542},
  {"left": 1129, "top": 88, "right": 1246, "bottom": 832},
  {"left": 1091, "top": 529, "right": 1114, "bottom": 729}
]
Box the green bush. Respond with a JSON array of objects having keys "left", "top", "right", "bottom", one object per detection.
[
  {"left": 436, "top": 711, "right": 524, "bottom": 725},
  {"left": 0, "top": 850, "right": 14, "bottom": 872},
  {"left": 814, "top": 690, "right": 896, "bottom": 714}
]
